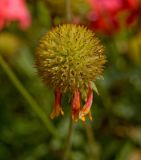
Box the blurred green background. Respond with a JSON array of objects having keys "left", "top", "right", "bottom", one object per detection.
[{"left": 0, "top": 0, "right": 141, "bottom": 160}]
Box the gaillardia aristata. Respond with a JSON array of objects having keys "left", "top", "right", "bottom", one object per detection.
[{"left": 36, "top": 24, "right": 106, "bottom": 121}]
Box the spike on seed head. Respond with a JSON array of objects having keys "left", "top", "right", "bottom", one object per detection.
[{"left": 35, "top": 24, "right": 106, "bottom": 121}]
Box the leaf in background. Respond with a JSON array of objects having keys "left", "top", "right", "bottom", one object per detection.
[
  {"left": 0, "top": 32, "right": 22, "bottom": 57},
  {"left": 115, "top": 142, "right": 133, "bottom": 160},
  {"left": 128, "top": 32, "right": 141, "bottom": 66},
  {"left": 37, "top": 1, "right": 51, "bottom": 28}
]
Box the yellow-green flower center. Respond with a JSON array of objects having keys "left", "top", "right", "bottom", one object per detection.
[{"left": 36, "top": 24, "right": 106, "bottom": 93}]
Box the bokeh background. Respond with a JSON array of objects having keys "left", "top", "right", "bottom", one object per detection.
[{"left": 0, "top": 0, "right": 141, "bottom": 160}]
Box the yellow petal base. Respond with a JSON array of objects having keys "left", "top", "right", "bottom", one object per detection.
[{"left": 50, "top": 106, "right": 64, "bottom": 119}]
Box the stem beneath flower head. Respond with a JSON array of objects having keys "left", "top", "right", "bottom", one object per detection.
[
  {"left": 62, "top": 1, "right": 73, "bottom": 159},
  {"left": 0, "top": 55, "right": 59, "bottom": 138},
  {"left": 65, "top": 0, "right": 72, "bottom": 22},
  {"left": 63, "top": 117, "right": 73, "bottom": 160},
  {"left": 84, "top": 122, "right": 100, "bottom": 160}
]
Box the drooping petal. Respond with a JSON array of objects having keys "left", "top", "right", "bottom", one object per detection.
[
  {"left": 50, "top": 89, "right": 64, "bottom": 119},
  {"left": 72, "top": 89, "right": 81, "bottom": 122},
  {"left": 79, "top": 84, "right": 93, "bottom": 121}
]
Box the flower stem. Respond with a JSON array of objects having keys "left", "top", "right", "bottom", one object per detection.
[
  {"left": 84, "top": 122, "right": 100, "bottom": 160},
  {"left": 65, "top": 0, "right": 72, "bottom": 22},
  {"left": 63, "top": 117, "right": 73, "bottom": 160},
  {"left": 62, "top": 1, "right": 73, "bottom": 159},
  {"left": 0, "top": 55, "right": 59, "bottom": 138}
]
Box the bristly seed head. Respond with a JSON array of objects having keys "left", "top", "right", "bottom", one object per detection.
[
  {"left": 36, "top": 24, "right": 106, "bottom": 93},
  {"left": 35, "top": 24, "right": 106, "bottom": 121}
]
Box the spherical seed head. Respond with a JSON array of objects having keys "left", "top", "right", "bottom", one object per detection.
[{"left": 36, "top": 24, "right": 106, "bottom": 93}]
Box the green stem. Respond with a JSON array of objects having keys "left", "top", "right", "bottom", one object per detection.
[
  {"left": 65, "top": 0, "right": 72, "bottom": 23},
  {"left": 63, "top": 117, "right": 73, "bottom": 160},
  {"left": 84, "top": 122, "right": 100, "bottom": 160},
  {"left": 62, "top": 1, "right": 73, "bottom": 159},
  {"left": 0, "top": 55, "right": 58, "bottom": 138}
]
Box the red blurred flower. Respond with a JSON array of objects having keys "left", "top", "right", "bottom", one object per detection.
[
  {"left": 88, "top": 0, "right": 141, "bottom": 34},
  {"left": 89, "top": 0, "right": 123, "bottom": 14},
  {"left": 0, "top": 0, "right": 31, "bottom": 30},
  {"left": 124, "top": 0, "right": 140, "bottom": 25},
  {"left": 128, "top": 0, "right": 139, "bottom": 9}
]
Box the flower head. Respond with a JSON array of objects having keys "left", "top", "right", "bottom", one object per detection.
[
  {"left": 36, "top": 24, "right": 106, "bottom": 121},
  {"left": 0, "top": 0, "right": 31, "bottom": 30},
  {"left": 88, "top": 0, "right": 141, "bottom": 34}
]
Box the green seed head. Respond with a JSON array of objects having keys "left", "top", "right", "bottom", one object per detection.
[{"left": 36, "top": 24, "right": 106, "bottom": 93}]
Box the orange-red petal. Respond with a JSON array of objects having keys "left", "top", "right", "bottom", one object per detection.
[
  {"left": 72, "top": 89, "right": 81, "bottom": 122},
  {"left": 50, "top": 89, "right": 64, "bottom": 119},
  {"left": 79, "top": 84, "right": 93, "bottom": 121}
]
